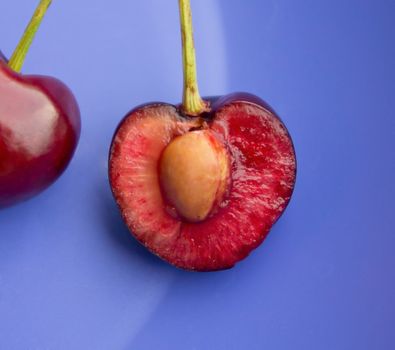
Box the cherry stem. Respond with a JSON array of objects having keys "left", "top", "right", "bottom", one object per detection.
[
  {"left": 8, "top": 0, "right": 52, "bottom": 73},
  {"left": 179, "top": 0, "right": 209, "bottom": 116}
]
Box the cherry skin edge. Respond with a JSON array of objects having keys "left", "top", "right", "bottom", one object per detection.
[{"left": 0, "top": 50, "right": 6, "bottom": 62}]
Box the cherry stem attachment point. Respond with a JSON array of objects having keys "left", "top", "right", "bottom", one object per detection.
[
  {"left": 179, "top": 0, "right": 209, "bottom": 116},
  {"left": 8, "top": 0, "right": 52, "bottom": 73}
]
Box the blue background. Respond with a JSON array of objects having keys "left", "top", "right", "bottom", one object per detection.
[{"left": 1, "top": 0, "right": 394, "bottom": 349}]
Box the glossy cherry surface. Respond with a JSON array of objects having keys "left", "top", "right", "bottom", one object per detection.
[{"left": 0, "top": 53, "right": 80, "bottom": 207}]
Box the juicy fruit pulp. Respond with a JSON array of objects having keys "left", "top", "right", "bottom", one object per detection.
[
  {"left": 109, "top": 93, "right": 296, "bottom": 271},
  {"left": 0, "top": 55, "right": 80, "bottom": 207}
]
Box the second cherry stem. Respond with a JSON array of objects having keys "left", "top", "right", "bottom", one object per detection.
[
  {"left": 179, "top": 0, "right": 209, "bottom": 116},
  {"left": 8, "top": 0, "right": 52, "bottom": 73}
]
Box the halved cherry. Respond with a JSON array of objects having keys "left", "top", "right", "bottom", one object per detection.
[{"left": 109, "top": 0, "right": 296, "bottom": 271}]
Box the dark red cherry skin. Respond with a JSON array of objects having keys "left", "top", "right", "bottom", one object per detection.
[{"left": 0, "top": 52, "right": 80, "bottom": 207}]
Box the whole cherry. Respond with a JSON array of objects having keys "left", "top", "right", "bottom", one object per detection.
[
  {"left": 109, "top": 0, "right": 296, "bottom": 271},
  {"left": 0, "top": 0, "right": 80, "bottom": 207}
]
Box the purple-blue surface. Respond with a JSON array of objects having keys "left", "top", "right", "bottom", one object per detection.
[{"left": 1, "top": 0, "right": 394, "bottom": 349}]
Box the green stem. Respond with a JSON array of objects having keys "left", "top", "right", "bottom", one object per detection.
[
  {"left": 8, "top": 0, "right": 52, "bottom": 72},
  {"left": 179, "top": 0, "right": 209, "bottom": 116}
]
